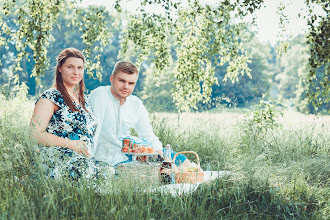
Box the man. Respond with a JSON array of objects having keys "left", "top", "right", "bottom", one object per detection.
[{"left": 88, "top": 61, "right": 164, "bottom": 165}]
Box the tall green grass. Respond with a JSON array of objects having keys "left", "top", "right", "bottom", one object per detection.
[{"left": 1, "top": 91, "right": 329, "bottom": 219}]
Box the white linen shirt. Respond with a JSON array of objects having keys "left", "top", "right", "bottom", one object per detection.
[{"left": 88, "top": 86, "right": 162, "bottom": 165}]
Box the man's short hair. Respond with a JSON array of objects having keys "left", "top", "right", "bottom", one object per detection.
[{"left": 112, "top": 61, "right": 138, "bottom": 77}]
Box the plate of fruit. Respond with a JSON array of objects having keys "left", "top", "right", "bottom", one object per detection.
[{"left": 120, "top": 136, "right": 157, "bottom": 155}]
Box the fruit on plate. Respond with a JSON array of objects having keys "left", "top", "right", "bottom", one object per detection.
[
  {"left": 122, "top": 138, "right": 130, "bottom": 147},
  {"left": 141, "top": 147, "right": 148, "bottom": 153},
  {"left": 136, "top": 147, "right": 143, "bottom": 153}
]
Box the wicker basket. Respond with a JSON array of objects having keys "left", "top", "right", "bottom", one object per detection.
[
  {"left": 116, "top": 162, "right": 161, "bottom": 186},
  {"left": 173, "top": 151, "right": 204, "bottom": 184}
]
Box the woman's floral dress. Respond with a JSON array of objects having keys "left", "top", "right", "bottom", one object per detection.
[{"left": 36, "top": 88, "right": 112, "bottom": 180}]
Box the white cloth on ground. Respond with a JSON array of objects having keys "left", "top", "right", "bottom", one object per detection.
[{"left": 151, "top": 171, "right": 231, "bottom": 196}]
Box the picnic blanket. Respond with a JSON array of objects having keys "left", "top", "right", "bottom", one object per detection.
[{"left": 151, "top": 171, "right": 231, "bottom": 196}]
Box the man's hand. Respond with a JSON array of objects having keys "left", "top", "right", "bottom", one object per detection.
[
  {"left": 160, "top": 167, "right": 179, "bottom": 175},
  {"left": 156, "top": 149, "right": 163, "bottom": 157}
]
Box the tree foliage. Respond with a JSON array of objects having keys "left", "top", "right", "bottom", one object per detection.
[
  {"left": 211, "top": 31, "right": 273, "bottom": 108},
  {"left": 138, "top": 61, "right": 177, "bottom": 112},
  {"left": 72, "top": 6, "right": 112, "bottom": 80},
  {"left": 116, "top": 0, "right": 263, "bottom": 111},
  {"left": 1, "top": 0, "right": 111, "bottom": 84},
  {"left": 2, "top": 0, "right": 64, "bottom": 84},
  {"left": 1, "top": 0, "right": 329, "bottom": 113},
  {"left": 276, "top": 36, "right": 309, "bottom": 100},
  {"left": 305, "top": 0, "right": 329, "bottom": 112}
]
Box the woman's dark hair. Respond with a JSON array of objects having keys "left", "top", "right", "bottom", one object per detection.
[{"left": 55, "top": 48, "right": 86, "bottom": 112}]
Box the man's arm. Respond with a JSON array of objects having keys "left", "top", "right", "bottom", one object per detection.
[{"left": 135, "top": 101, "right": 163, "bottom": 155}]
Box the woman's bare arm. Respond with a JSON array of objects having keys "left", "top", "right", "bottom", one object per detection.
[{"left": 30, "top": 98, "right": 89, "bottom": 157}]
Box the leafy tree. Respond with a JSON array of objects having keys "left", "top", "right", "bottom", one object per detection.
[
  {"left": 296, "top": 64, "right": 330, "bottom": 114},
  {"left": 116, "top": 0, "right": 264, "bottom": 111},
  {"left": 138, "top": 60, "right": 177, "bottom": 112},
  {"left": 305, "top": 0, "right": 329, "bottom": 112},
  {"left": 0, "top": 4, "right": 121, "bottom": 96},
  {"left": 139, "top": 29, "right": 273, "bottom": 111},
  {"left": 1, "top": 0, "right": 111, "bottom": 84},
  {"left": 116, "top": 0, "right": 329, "bottom": 112},
  {"left": 0, "top": 6, "right": 37, "bottom": 95},
  {"left": 272, "top": 34, "right": 329, "bottom": 114},
  {"left": 275, "top": 35, "right": 309, "bottom": 100},
  {"left": 1, "top": 0, "right": 66, "bottom": 85},
  {"left": 1, "top": 0, "right": 329, "bottom": 113},
  {"left": 209, "top": 31, "right": 273, "bottom": 108}
]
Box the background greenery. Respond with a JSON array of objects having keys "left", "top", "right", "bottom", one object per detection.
[{"left": 0, "top": 0, "right": 329, "bottom": 113}]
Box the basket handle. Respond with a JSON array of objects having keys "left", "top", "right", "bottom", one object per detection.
[{"left": 172, "top": 151, "right": 201, "bottom": 171}]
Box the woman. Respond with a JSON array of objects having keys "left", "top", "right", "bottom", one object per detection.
[{"left": 30, "top": 48, "right": 107, "bottom": 180}]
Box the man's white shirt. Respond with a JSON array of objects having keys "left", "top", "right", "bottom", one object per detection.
[{"left": 88, "top": 86, "right": 162, "bottom": 165}]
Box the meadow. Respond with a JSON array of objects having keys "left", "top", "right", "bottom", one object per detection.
[{"left": 0, "top": 91, "right": 329, "bottom": 219}]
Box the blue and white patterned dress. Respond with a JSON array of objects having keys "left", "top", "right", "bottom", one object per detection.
[{"left": 36, "top": 88, "right": 110, "bottom": 180}]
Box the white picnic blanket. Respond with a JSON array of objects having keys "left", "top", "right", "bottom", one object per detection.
[
  {"left": 95, "top": 170, "right": 231, "bottom": 195},
  {"left": 152, "top": 171, "right": 231, "bottom": 196}
]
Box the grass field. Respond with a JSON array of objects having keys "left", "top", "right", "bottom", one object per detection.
[{"left": 0, "top": 92, "right": 329, "bottom": 219}]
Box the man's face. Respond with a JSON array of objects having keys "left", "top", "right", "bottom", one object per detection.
[{"left": 110, "top": 71, "right": 138, "bottom": 101}]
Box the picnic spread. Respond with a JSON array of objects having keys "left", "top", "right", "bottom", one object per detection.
[{"left": 115, "top": 136, "right": 231, "bottom": 194}]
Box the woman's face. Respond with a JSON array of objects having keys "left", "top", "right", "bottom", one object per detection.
[{"left": 58, "top": 57, "right": 84, "bottom": 88}]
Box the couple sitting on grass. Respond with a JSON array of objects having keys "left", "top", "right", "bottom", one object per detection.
[{"left": 30, "top": 48, "right": 193, "bottom": 180}]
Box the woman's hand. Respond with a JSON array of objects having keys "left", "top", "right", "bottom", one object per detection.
[
  {"left": 30, "top": 98, "right": 91, "bottom": 159},
  {"left": 70, "top": 140, "right": 89, "bottom": 158}
]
